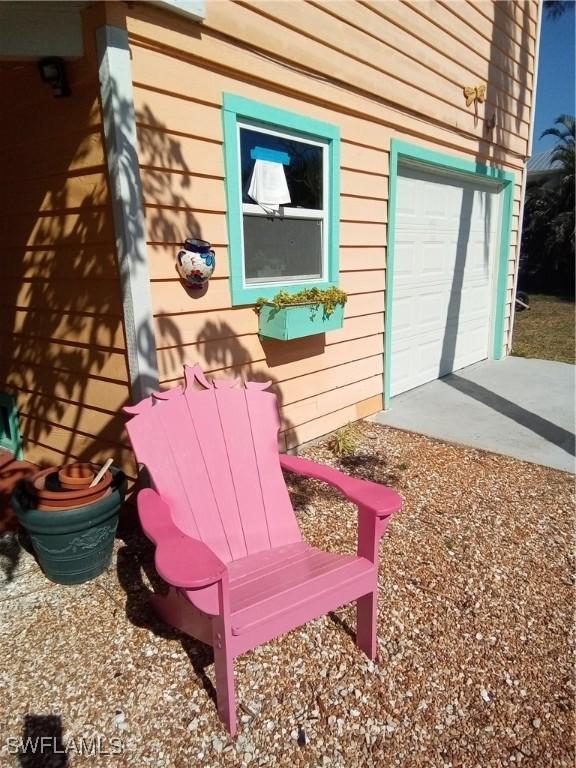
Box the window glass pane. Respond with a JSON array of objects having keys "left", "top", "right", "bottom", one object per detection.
[
  {"left": 240, "top": 127, "right": 323, "bottom": 209},
  {"left": 243, "top": 215, "right": 323, "bottom": 283}
]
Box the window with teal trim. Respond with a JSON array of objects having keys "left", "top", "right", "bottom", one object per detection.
[{"left": 222, "top": 94, "right": 341, "bottom": 306}]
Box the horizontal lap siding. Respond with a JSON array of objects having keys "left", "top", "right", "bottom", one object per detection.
[
  {"left": 0, "top": 43, "right": 132, "bottom": 468},
  {"left": 128, "top": 20, "right": 530, "bottom": 165},
  {"left": 323, "top": 1, "right": 533, "bottom": 107},
  {"left": 127, "top": 0, "right": 535, "bottom": 446}
]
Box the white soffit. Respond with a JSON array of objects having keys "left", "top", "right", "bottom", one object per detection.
[
  {"left": 149, "top": 0, "right": 206, "bottom": 22},
  {"left": 0, "top": 2, "right": 87, "bottom": 59}
]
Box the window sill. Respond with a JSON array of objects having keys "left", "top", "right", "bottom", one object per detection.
[{"left": 258, "top": 302, "right": 344, "bottom": 341}]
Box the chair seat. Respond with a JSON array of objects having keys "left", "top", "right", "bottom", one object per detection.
[{"left": 228, "top": 542, "right": 376, "bottom": 635}]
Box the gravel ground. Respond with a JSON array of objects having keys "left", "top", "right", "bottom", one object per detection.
[{"left": 1, "top": 423, "right": 574, "bottom": 767}]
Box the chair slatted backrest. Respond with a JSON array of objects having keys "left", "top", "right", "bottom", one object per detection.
[{"left": 124, "top": 365, "right": 301, "bottom": 562}]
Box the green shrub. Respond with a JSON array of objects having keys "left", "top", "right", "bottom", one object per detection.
[
  {"left": 255, "top": 287, "right": 348, "bottom": 318},
  {"left": 328, "top": 425, "right": 358, "bottom": 457}
]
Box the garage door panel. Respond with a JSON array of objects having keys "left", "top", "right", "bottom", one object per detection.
[
  {"left": 420, "top": 242, "right": 446, "bottom": 278},
  {"left": 397, "top": 295, "right": 491, "bottom": 332},
  {"left": 394, "top": 321, "right": 488, "bottom": 390},
  {"left": 451, "top": 328, "right": 489, "bottom": 372},
  {"left": 422, "top": 190, "right": 448, "bottom": 219},
  {"left": 390, "top": 346, "right": 413, "bottom": 394},
  {"left": 419, "top": 337, "right": 445, "bottom": 381},
  {"left": 391, "top": 164, "right": 501, "bottom": 396},
  {"left": 465, "top": 284, "right": 492, "bottom": 315},
  {"left": 418, "top": 291, "right": 445, "bottom": 329},
  {"left": 392, "top": 295, "right": 413, "bottom": 334},
  {"left": 467, "top": 241, "right": 492, "bottom": 275},
  {"left": 397, "top": 176, "right": 418, "bottom": 216},
  {"left": 394, "top": 242, "right": 416, "bottom": 279},
  {"left": 391, "top": 334, "right": 441, "bottom": 396}
]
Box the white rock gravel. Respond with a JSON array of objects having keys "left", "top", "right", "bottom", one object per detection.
[{"left": 0, "top": 423, "right": 573, "bottom": 766}]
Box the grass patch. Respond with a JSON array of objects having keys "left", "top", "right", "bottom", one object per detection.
[{"left": 511, "top": 294, "right": 575, "bottom": 364}]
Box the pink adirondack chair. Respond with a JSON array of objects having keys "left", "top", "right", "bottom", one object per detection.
[{"left": 124, "top": 364, "right": 402, "bottom": 735}]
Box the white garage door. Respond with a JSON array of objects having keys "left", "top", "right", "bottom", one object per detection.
[{"left": 390, "top": 164, "right": 502, "bottom": 397}]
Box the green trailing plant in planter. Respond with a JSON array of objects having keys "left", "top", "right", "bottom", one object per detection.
[
  {"left": 255, "top": 286, "right": 347, "bottom": 319},
  {"left": 255, "top": 287, "right": 348, "bottom": 341}
]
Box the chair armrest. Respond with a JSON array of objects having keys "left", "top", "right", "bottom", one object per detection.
[
  {"left": 138, "top": 488, "right": 227, "bottom": 589},
  {"left": 280, "top": 454, "right": 402, "bottom": 519}
]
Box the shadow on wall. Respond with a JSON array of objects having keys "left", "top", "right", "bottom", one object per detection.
[
  {"left": 476, "top": 1, "right": 531, "bottom": 170},
  {"left": 0, "top": 55, "right": 223, "bottom": 568},
  {"left": 0, "top": 57, "right": 210, "bottom": 471},
  {"left": 0, "top": 52, "right": 308, "bottom": 507},
  {"left": 136, "top": 104, "right": 202, "bottom": 245},
  {"left": 169, "top": 318, "right": 311, "bottom": 439},
  {"left": 436, "top": 3, "right": 530, "bottom": 376},
  {"left": 0, "top": 58, "right": 124, "bottom": 462}
]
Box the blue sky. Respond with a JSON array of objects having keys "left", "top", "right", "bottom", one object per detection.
[{"left": 532, "top": 3, "right": 576, "bottom": 152}]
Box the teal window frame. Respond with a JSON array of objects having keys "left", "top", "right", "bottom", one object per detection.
[
  {"left": 0, "top": 392, "right": 23, "bottom": 459},
  {"left": 385, "top": 140, "right": 515, "bottom": 408},
  {"left": 222, "top": 94, "right": 341, "bottom": 306}
]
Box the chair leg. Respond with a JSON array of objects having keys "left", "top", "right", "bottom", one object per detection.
[
  {"left": 212, "top": 615, "right": 237, "bottom": 737},
  {"left": 356, "top": 591, "right": 378, "bottom": 660}
]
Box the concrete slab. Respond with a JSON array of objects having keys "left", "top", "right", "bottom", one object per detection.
[{"left": 372, "top": 357, "right": 575, "bottom": 473}]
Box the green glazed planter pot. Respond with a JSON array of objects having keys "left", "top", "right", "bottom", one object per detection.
[
  {"left": 258, "top": 302, "right": 344, "bottom": 341},
  {"left": 12, "top": 468, "right": 127, "bottom": 585}
]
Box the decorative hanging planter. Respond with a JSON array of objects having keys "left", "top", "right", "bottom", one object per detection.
[
  {"left": 176, "top": 238, "right": 216, "bottom": 288},
  {"left": 256, "top": 287, "right": 347, "bottom": 341}
]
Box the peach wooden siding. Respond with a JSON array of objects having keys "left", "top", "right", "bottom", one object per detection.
[
  {"left": 0, "top": 11, "right": 133, "bottom": 469},
  {"left": 125, "top": 0, "right": 537, "bottom": 448}
]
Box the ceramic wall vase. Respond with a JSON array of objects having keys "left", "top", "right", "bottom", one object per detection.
[{"left": 176, "top": 238, "right": 216, "bottom": 288}]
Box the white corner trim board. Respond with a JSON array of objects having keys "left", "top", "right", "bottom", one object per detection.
[
  {"left": 96, "top": 25, "right": 160, "bottom": 403},
  {"left": 149, "top": 0, "right": 206, "bottom": 22}
]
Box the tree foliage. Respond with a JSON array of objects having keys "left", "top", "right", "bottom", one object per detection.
[
  {"left": 521, "top": 115, "right": 575, "bottom": 296},
  {"left": 544, "top": 0, "right": 570, "bottom": 19}
]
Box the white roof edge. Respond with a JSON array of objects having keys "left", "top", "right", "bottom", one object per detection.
[{"left": 149, "top": 0, "right": 206, "bottom": 22}]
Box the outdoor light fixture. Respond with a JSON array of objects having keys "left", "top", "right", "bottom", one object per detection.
[{"left": 38, "top": 57, "right": 71, "bottom": 98}]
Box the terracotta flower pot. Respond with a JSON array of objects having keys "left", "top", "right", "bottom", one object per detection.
[{"left": 58, "top": 463, "right": 95, "bottom": 490}]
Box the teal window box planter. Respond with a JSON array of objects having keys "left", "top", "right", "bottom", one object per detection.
[{"left": 258, "top": 303, "right": 344, "bottom": 340}]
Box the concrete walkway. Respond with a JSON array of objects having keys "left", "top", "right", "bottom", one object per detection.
[{"left": 372, "top": 357, "right": 575, "bottom": 473}]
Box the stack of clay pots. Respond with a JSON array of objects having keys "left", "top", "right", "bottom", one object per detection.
[{"left": 28, "top": 462, "right": 113, "bottom": 511}]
